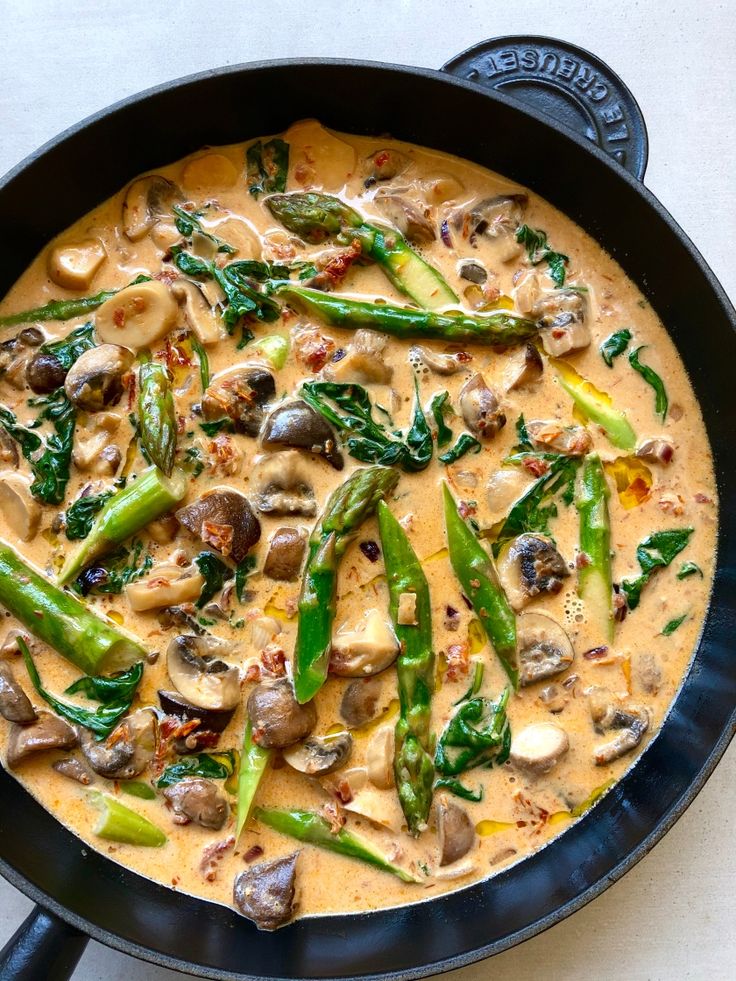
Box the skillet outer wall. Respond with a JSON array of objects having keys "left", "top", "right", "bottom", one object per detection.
[{"left": 0, "top": 59, "right": 734, "bottom": 981}]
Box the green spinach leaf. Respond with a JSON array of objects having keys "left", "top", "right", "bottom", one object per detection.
[
  {"left": 246, "top": 138, "right": 289, "bottom": 197},
  {"left": 156, "top": 751, "right": 237, "bottom": 789},
  {"left": 492, "top": 455, "right": 579, "bottom": 556},
  {"left": 622, "top": 528, "right": 694, "bottom": 609},
  {"left": 430, "top": 391, "right": 453, "bottom": 447},
  {"left": 629, "top": 346, "right": 668, "bottom": 420},
  {"left": 64, "top": 490, "right": 115, "bottom": 540},
  {"left": 439, "top": 433, "right": 482, "bottom": 464},
  {"left": 433, "top": 777, "right": 483, "bottom": 802},
  {"left": 194, "top": 551, "right": 231, "bottom": 608},
  {"left": 434, "top": 689, "right": 511, "bottom": 776},
  {"left": 677, "top": 561, "right": 703, "bottom": 580},
  {"left": 662, "top": 613, "right": 687, "bottom": 636},
  {"left": 600, "top": 328, "right": 632, "bottom": 367},
  {"left": 515, "top": 225, "right": 569, "bottom": 287},
  {"left": 75, "top": 540, "right": 152, "bottom": 596},
  {"left": 172, "top": 205, "right": 236, "bottom": 254}
]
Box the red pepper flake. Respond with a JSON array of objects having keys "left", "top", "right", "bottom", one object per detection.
[
  {"left": 245, "top": 663, "right": 262, "bottom": 683},
  {"left": 260, "top": 645, "right": 286, "bottom": 677},
  {"left": 583, "top": 646, "right": 609, "bottom": 661},
  {"left": 334, "top": 778, "right": 353, "bottom": 805},
  {"left": 522, "top": 456, "right": 551, "bottom": 477},
  {"left": 575, "top": 552, "right": 591, "bottom": 569},
  {"left": 243, "top": 845, "right": 264, "bottom": 863},
  {"left": 445, "top": 643, "right": 469, "bottom": 682},
  {"left": 695, "top": 493, "right": 713, "bottom": 504}
]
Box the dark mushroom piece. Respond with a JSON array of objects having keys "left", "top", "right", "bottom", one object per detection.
[
  {"left": 364, "top": 148, "right": 410, "bottom": 182},
  {"left": 158, "top": 689, "right": 236, "bottom": 733},
  {"left": 79, "top": 710, "right": 156, "bottom": 779},
  {"left": 409, "top": 344, "right": 471, "bottom": 376},
  {"left": 459, "top": 373, "right": 506, "bottom": 441},
  {"left": 263, "top": 527, "right": 307, "bottom": 582},
  {"left": 6, "top": 712, "right": 77, "bottom": 768},
  {"left": 64, "top": 344, "right": 134, "bottom": 412},
  {"left": 329, "top": 609, "right": 400, "bottom": 677},
  {"left": 176, "top": 488, "right": 261, "bottom": 563},
  {"left": 233, "top": 852, "right": 299, "bottom": 931},
  {"left": 324, "top": 330, "right": 393, "bottom": 384},
  {"left": 0, "top": 661, "right": 37, "bottom": 723},
  {"left": 339, "top": 676, "right": 384, "bottom": 728},
  {"left": 517, "top": 612, "right": 575, "bottom": 687},
  {"left": 497, "top": 534, "right": 569, "bottom": 609},
  {"left": 536, "top": 289, "right": 590, "bottom": 357},
  {"left": 122, "top": 175, "right": 183, "bottom": 242},
  {"left": 201, "top": 366, "right": 276, "bottom": 437},
  {"left": 158, "top": 604, "right": 207, "bottom": 636},
  {"left": 506, "top": 342, "right": 544, "bottom": 391},
  {"left": 458, "top": 193, "right": 528, "bottom": 255},
  {"left": 163, "top": 777, "right": 230, "bottom": 829},
  {"left": 636, "top": 438, "right": 674, "bottom": 465},
  {"left": 52, "top": 757, "right": 93, "bottom": 785},
  {"left": 253, "top": 451, "right": 317, "bottom": 517},
  {"left": 247, "top": 678, "right": 317, "bottom": 749},
  {"left": 436, "top": 795, "right": 476, "bottom": 866},
  {"left": 26, "top": 350, "right": 67, "bottom": 394},
  {"left": 261, "top": 400, "right": 343, "bottom": 470},
  {"left": 375, "top": 192, "right": 435, "bottom": 244},
  {"left": 510, "top": 722, "right": 569, "bottom": 773},
  {"left": 589, "top": 688, "right": 650, "bottom": 765},
  {"left": 458, "top": 260, "right": 487, "bottom": 285},
  {"left": 167, "top": 635, "right": 240, "bottom": 712},
  {"left": 282, "top": 732, "right": 353, "bottom": 776},
  {"left": 0, "top": 330, "right": 42, "bottom": 388}
]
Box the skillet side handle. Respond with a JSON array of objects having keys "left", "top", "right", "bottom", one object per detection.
[
  {"left": 441, "top": 35, "right": 649, "bottom": 181},
  {"left": 0, "top": 906, "right": 88, "bottom": 981}
]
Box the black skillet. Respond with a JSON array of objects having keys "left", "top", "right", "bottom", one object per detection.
[{"left": 0, "top": 36, "right": 734, "bottom": 981}]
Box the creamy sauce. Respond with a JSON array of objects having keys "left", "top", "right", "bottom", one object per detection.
[{"left": 0, "top": 121, "right": 717, "bottom": 924}]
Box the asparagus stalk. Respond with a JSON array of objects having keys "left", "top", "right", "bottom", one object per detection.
[
  {"left": 254, "top": 807, "right": 420, "bottom": 883},
  {"left": 236, "top": 720, "right": 271, "bottom": 839},
  {"left": 277, "top": 285, "right": 537, "bottom": 346},
  {"left": 267, "top": 192, "right": 457, "bottom": 309},
  {"left": 377, "top": 501, "right": 435, "bottom": 835},
  {"left": 138, "top": 354, "right": 177, "bottom": 476},
  {"left": 576, "top": 453, "right": 614, "bottom": 642},
  {"left": 293, "top": 466, "right": 400, "bottom": 704},
  {"left": 443, "top": 483, "right": 519, "bottom": 689},
  {"left": 0, "top": 288, "right": 117, "bottom": 330},
  {"left": 90, "top": 792, "right": 167, "bottom": 847},
  {"left": 0, "top": 546, "right": 144, "bottom": 673},
  {"left": 58, "top": 465, "right": 186, "bottom": 585}
]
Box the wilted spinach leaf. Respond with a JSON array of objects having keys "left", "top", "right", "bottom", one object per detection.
[{"left": 246, "top": 138, "right": 289, "bottom": 197}]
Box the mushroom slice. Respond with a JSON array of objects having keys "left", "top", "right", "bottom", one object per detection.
[
  {"left": 366, "top": 726, "right": 394, "bottom": 789},
  {"left": 329, "top": 609, "right": 400, "bottom": 678},
  {"left": 536, "top": 289, "right": 591, "bottom": 357},
  {"left": 374, "top": 192, "right": 435, "bottom": 244},
  {"left": 588, "top": 688, "right": 650, "bottom": 765},
  {"left": 461, "top": 193, "right": 528, "bottom": 257},
  {"left": 253, "top": 451, "right": 317, "bottom": 517},
  {"left": 0, "top": 472, "right": 41, "bottom": 542},
  {"left": 6, "top": 712, "right": 77, "bottom": 768},
  {"left": 486, "top": 468, "right": 532, "bottom": 522},
  {"left": 409, "top": 344, "right": 471, "bottom": 376},
  {"left": 324, "top": 329, "right": 393, "bottom": 384},
  {"left": 79, "top": 709, "right": 156, "bottom": 779},
  {"left": 158, "top": 689, "right": 236, "bottom": 734},
  {"left": 95, "top": 281, "right": 179, "bottom": 350},
  {"left": 122, "top": 175, "right": 183, "bottom": 241},
  {"left": 176, "top": 488, "right": 261, "bottom": 563},
  {"left": 167, "top": 634, "right": 240, "bottom": 712},
  {"left": 263, "top": 527, "right": 307, "bottom": 582},
  {"left": 163, "top": 777, "right": 230, "bottom": 829},
  {"left": 525, "top": 419, "right": 592, "bottom": 457},
  {"left": 340, "top": 676, "right": 385, "bottom": 728},
  {"left": 506, "top": 343, "right": 544, "bottom": 391},
  {"left": 636, "top": 438, "right": 674, "bottom": 465},
  {"left": 261, "top": 399, "right": 343, "bottom": 470},
  {"left": 497, "top": 534, "right": 569, "bottom": 610},
  {"left": 517, "top": 612, "right": 575, "bottom": 687},
  {"left": 201, "top": 366, "right": 276, "bottom": 437},
  {"left": 233, "top": 852, "right": 299, "bottom": 931},
  {"left": 182, "top": 153, "right": 239, "bottom": 190},
  {"left": 459, "top": 373, "right": 506, "bottom": 441},
  {"left": 172, "top": 280, "right": 226, "bottom": 346},
  {"left": 126, "top": 561, "right": 205, "bottom": 612},
  {"left": 329, "top": 767, "right": 405, "bottom": 832},
  {"left": 364, "top": 148, "right": 410, "bottom": 182},
  {"left": 0, "top": 661, "right": 37, "bottom": 723},
  {"left": 53, "top": 757, "right": 92, "bottom": 785},
  {"left": 283, "top": 732, "right": 353, "bottom": 776},
  {"left": 436, "top": 795, "right": 476, "bottom": 866},
  {"left": 247, "top": 678, "right": 317, "bottom": 749},
  {"left": 48, "top": 238, "right": 107, "bottom": 291},
  {"left": 64, "top": 344, "right": 134, "bottom": 412},
  {"left": 510, "top": 722, "right": 569, "bottom": 774}
]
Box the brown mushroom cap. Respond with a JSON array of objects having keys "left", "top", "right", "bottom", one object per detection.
[
  {"left": 247, "top": 678, "right": 317, "bottom": 749},
  {"left": 78, "top": 710, "right": 156, "bottom": 779},
  {"left": 158, "top": 689, "right": 235, "bottom": 733},
  {"left": 436, "top": 795, "right": 476, "bottom": 866},
  {"left": 261, "top": 400, "right": 343, "bottom": 470},
  {"left": 176, "top": 488, "right": 260, "bottom": 564},
  {"left": 233, "top": 852, "right": 299, "bottom": 931},
  {"left": 263, "top": 527, "right": 307, "bottom": 581},
  {"left": 517, "top": 612, "right": 575, "bottom": 687},
  {"left": 339, "top": 676, "right": 385, "bottom": 728},
  {"left": 64, "top": 344, "right": 134, "bottom": 411},
  {"left": 163, "top": 777, "right": 230, "bottom": 829},
  {"left": 6, "top": 712, "right": 77, "bottom": 768},
  {"left": 0, "top": 661, "right": 36, "bottom": 724},
  {"left": 202, "top": 366, "right": 276, "bottom": 437},
  {"left": 459, "top": 373, "right": 506, "bottom": 441},
  {"left": 26, "top": 351, "right": 67, "bottom": 394},
  {"left": 166, "top": 635, "right": 240, "bottom": 712},
  {"left": 282, "top": 732, "right": 353, "bottom": 775}
]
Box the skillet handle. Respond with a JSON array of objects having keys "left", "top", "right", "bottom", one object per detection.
[
  {"left": 442, "top": 35, "right": 649, "bottom": 180},
  {"left": 0, "top": 906, "right": 88, "bottom": 980}
]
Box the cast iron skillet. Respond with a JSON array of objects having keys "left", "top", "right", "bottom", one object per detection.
[{"left": 0, "top": 36, "right": 734, "bottom": 981}]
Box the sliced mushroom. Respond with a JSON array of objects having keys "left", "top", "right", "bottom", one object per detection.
[
  {"left": 506, "top": 342, "right": 544, "bottom": 391},
  {"left": 510, "top": 722, "right": 569, "bottom": 773},
  {"left": 536, "top": 289, "right": 591, "bottom": 357},
  {"left": 72, "top": 429, "right": 123, "bottom": 476},
  {"left": 253, "top": 451, "right": 317, "bottom": 517},
  {"left": 6, "top": 712, "right": 77, "bottom": 768},
  {"left": 340, "top": 676, "right": 385, "bottom": 728},
  {"left": 163, "top": 777, "right": 230, "bottom": 829},
  {"left": 375, "top": 192, "right": 435, "bottom": 244},
  {"left": 283, "top": 732, "right": 353, "bottom": 775},
  {"left": 497, "top": 534, "right": 569, "bottom": 610},
  {"left": 171, "top": 280, "right": 226, "bottom": 347},
  {"left": 324, "top": 329, "right": 393, "bottom": 384},
  {"left": 436, "top": 795, "right": 476, "bottom": 866},
  {"left": 233, "top": 852, "right": 299, "bottom": 931},
  {"left": 176, "top": 488, "right": 261, "bottom": 563},
  {"left": 366, "top": 726, "right": 394, "bottom": 789},
  {"left": 525, "top": 419, "right": 592, "bottom": 457},
  {"left": 201, "top": 366, "right": 276, "bottom": 437},
  {"left": 486, "top": 468, "right": 533, "bottom": 522},
  {"left": 364, "top": 148, "right": 410, "bottom": 182},
  {"left": 459, "top": 373, "right": 505, "bottom": 440},
  {"left": 409, "top": 344, "right": 471, "bottom": 376},
  {"left": 332, "top": 768, "right": 405, "bottom": 832},
  {"left": 26, "top": 350, "right": 67, "bottom": 394},
  {"left": 122, "top": 175, "right": 183, "bottom": 241},
  {"left": 182, "top": 153, "right": 239, "bottom": 190},
  {"left": 588, "top": 688, "right": 650, "bottom": 765},
  {"left": 64, "top": 344, "right": 134, "bottom": 412},
  {"left": 458, "top": 260, "right": 487, "bottom": 285},
  {"left": 126, "top": 562, "right": 205, "bottom": 612},
  {"left": 52, "top": 757, "right": 92, "bottom": 785},
  {"left": 78, "top": 710, "right": 156, "bottom": 779},
  {"left": 0, "top": 472, "right": 41, "bottom": 541},
  {"left": 261, "top": 400, "right": 343, "bottom": 470},
  {"left": 95, "top": 281, "right": 179, "bottom": 350},
  {"left": 460, "top": 193, "right": 528, "bottom": 257},
  {"left": 517, "top": 612, "right": 575, "bottom": 687},
  {"left": 158, "top": 689, "right": 236, "bottom": 734},
  {"left": 0, "top": 331, "right": 40, "bottom": 389},
  {"left": 167, "top": 634, "right": 240, "bottom": 711},
  {"left": 247, "top": 678, "right": 317, "bottom": 749},
  {"left": 329, "top": 609, "right": 400, "bottom": 677},
  {"left": 636, "top": 652, "right": 662, "bottom": 695},
  {"left": 0, "top": 661, "right": 37, "bottom": 723},
  {"left": 263, "top": 527, "right": 307, "bottom": 581},
  {"left": 48, "top": 239, "right": 107, "bottom": 290},
  {"left": 636, "top": 438, "right": 674, "bottom": 465}
]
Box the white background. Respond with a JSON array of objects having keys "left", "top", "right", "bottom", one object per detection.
[{"left": 1, "top": 1, "right": 735, "bottom": 978}]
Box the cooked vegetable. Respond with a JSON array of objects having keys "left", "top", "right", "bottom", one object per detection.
[
  {"left": 555, "top": 361, "right": 636, "bottom": 451},
  {"left": 576, "top": 454, "right": 613, "bottom": 642},
  {"left": 293, "top": 466, "right": 400, "bottom": 703},
  {"left": 510, "top": 721, "right": 569, "bottom": 773},
  {"left": 283, "top": 732, "right": 353, "bottom": 775},
  {"left": 236, "top": 721, "right": 272, "bottom": 839},
  {"left": 438, "top": 433, "right": 481, "bottom": 464},
  {"left": 515, "top": 225, "right": 568, "bottom": 287},
  {"left": 123, "top": 175, "right": 182, "bottom": 241},
  {"left": 261, "top": 399, "right": 343, "bottom": 470},
  {"left": 0, "top": 289, "right": 119, "bottom": 330},
  {"left": 5, "top": 712, "right": 77, "bottom": 768},
  {"left": 516, "top": 612, "right": 575, "bottom": 686},
  {"left": 589, "top": 689, "right": 649, "bottom": 765},
  {"left": 434, "top": 688, "right": 511, "bottom": 776},
  {"left": 172, "top": 205, "right": 236, "bottom": 254},
  {"left": 233, "top": 852, "right": 298, "bottom": 931},
  {"left": 27, "top": 321, "right": 97, "bottom": 395},
  {"left": 429, "top": 391, "right": 453, "bottom": 447},
  {"left": 0, "top": 547, "right": 144, "bottom": 673},
  {"left": 496, "top": 533, "right": 569, "bottom": 609},
  {"left": 600, "top": 328, "right": 632, "bottom": 367},
  {"left": 436, "top": 795, "right": 476, "bottom": 866},
  {"left": 330, "top": 608, "right": 399, "bottom": 677},
  {"left": 662, "top": 613, "right": 688, "bottom": 635},
  {"left": 0, "top": 390, "right": 77, "bottom": 505},
  {"left": 278, "top": 286, "right": 538, "bottom": 346},
  {"left": 253, "top": 451, "right": 317, "bottom": 517},
  {"left": 163, "top": 778, "right": 230, "bottom": 829},
  {"left": 254, "top": 807, "right": 419, "bottom": 883},
  {"left": 377, "top": 500, "right": 435, "bottom": 835},
  {"left": 248, "top": 678, "right": 317, "bottom": 747},
  {"left": 459, "top": 373, "right": 505, "bottom": 441},
  {"left": 263, "top": 527, "right": 307, "bottom": 581},
  {"left": 75, "top": 540, "right": 152, "bottom": 596},
  {"left": 621, "top": 528, "right": 694, "bottom": 610},
  {"left": 176, "top": 489, "right": 261, "bottom": 564},
  {"left": 95, "top": 280, "right": 178, "bottom": 350},
  {"left": 156, "top": 750, "right": 237, "bottom": 789},
  {"left": 192, "top": 551, "right": 230, "bottom": 608},
  {"left": 78, "top": 709, "right": 154, "bottom": 777},
  {"left": 677, "top": 561, "right": 703, "bottom": 580},
  {"left": 64, "top": 344, "right": 133, "bottom": 412},
  {"left": 0, "top": 473, "right": 41, "bottom": 541},
  {"left": 246, "top": 138, "right": 289, "bottom": 197},
  {"left": 59, "top": 466, "right": 186, "bottom": 584},
  {"left": 91, "top": 792, "right": 167, "bottom": 847},
  {"left": 0, "top": 661, "right": 37, "bottom": 723},
  {"left": 64, "top": 490, "right": 114, "bottom": 540},
  {"left": 201, "top": 365, "right": 275, "bottom": 437},
  {"left": 443, "top": 484, "right": 518, "bottom": 687},
  {"left": 166, "top": 634, "right": 240, "bottom": 711},
  {"left": 629, "top": 346, "right": 668, "bottom": 421},
  {"left": 138, "top": 354, "right": 177, "bottom": 475}
]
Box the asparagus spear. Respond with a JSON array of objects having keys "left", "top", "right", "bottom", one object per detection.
[
  {"left": 58, "top": 465, "right": 186, "bottom": 585},
  {"left": 554, "top": 359, "right": 636, "bottom": 451},
  {"left": 277, "top": 285, "right": 537, "bottom": 346},
  {"left": 293, "top": 466, "right": 400, "bottom": 704},
  {"left": 576, "top": 453, "right": 613, "bottom": 642},
  {"left": 267, "top": 192, "right": 457, "bottom": 309},
  {"left": 443, "top": 483, "right": 519, "bottom": 688},
  {"left": 254, "top": 807, "right": 420, "bottom": 883},
  {"left": 138, "top": 354, "right": 177, "bottom": 476},
  {"left": 0, "top": 545, "right": 144, "bottom": 673},
  {"left": 236, "top": 720, "right": 271, "bottom": 839},
  {"left": 91, "top": 792, "right": 167, "bottom": 846},
  {"left": 0, "top": 288, "right": 117, "bottom": 330},
  {"left": 377, "top": 500, "right": 435, "bottom": 835}
]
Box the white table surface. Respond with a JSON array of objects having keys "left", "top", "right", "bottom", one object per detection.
[{"left": 1, "top": 1, "right": 735, "bottom": 978}]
